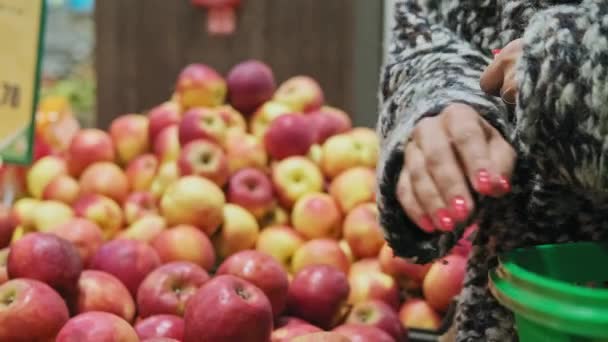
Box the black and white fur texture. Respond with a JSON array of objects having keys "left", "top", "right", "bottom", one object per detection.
[{"left": 377, "top": 1, "right": 608, "bottom": 341}]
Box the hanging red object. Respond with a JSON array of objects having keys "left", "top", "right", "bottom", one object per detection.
[{"left": 191, "top": 0, "right": 241, "bottom": 35}]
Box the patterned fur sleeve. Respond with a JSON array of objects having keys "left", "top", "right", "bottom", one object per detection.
[
  {"left": 516, "top": 0, "right": 608, "bottom": 192},
  {"left": 376, "top": 0, "right": 509, "bottom": 263}
]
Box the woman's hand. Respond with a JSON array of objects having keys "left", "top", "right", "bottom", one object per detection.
[
  {"left": 481, "top": 39, "right": 523, "bottom": 105},
  {"left": 397, "top": 103, "right": 516, "bottom": 233}
]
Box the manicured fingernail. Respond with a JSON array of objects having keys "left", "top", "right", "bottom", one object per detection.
[
  {"left": 494, "top": 176, "right": 512, "bottom": 195},
  {"left": 418, "top": 215, "right": 435, "bottom": 233},
  {"left": 492, "top": 49, "right": 502, "bottom": 57},
  {"left": 435, "top": 209, "right": 455, "bottom": 232},
  {"left": 475, "top": 169, "right": 493, "bottom": 195},
  {"left": 450, "top": 196, "right": 469, "bottom": 222}
]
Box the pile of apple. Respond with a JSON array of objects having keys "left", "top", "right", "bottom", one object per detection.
[{"left": 0, "top": 60, "right": 470, "bottom": 342}]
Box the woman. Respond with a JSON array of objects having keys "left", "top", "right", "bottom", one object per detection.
[{"left": 378, "top": 1, "right": 608, "bottom": 341}]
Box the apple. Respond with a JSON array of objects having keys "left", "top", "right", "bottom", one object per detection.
[
  {"left": 118, "top": 215, "right": 167, "bottom": 243},
  {"left": 291, "top": 332, "right": 350, "bottom": 342},
  {"left": 346, "top": 300, "right": 405, "bottom": 341},
  {"left": 217, "top": 105, "right": 247, "bottom": 132},
  {"left": 292, "top": 192, "right": 342, "bottom": 239},
  {"left": 137, "top": 261, "right": 210, "bottom": 318},
  {"left": 250, "top": 101, "right": 292, "bottom": 139},
  {"left": 179, "top": 107, "right": 228, "bottom": 147},
  {"left": 399, "top": 299, "right": 442, "bottom": 331},
  {"left": 8, "top": 232, "right": 82, "bottom": 297},
  {"left": 321, "top": 106, "right": 352, "bottom": 127},
  {"left": 0, "top": 248, "right": 9, "bottom": 285},
  {"left": 259, "top": 205, "right": 290, "bottom": 227},
  {"left": 264, "top": 114, "right": 317, "bottom": 160},
  {"left": 215, "top": 204, "right": 260, "bottom": 258},
  {"left": 148, "top": 102, "right": 182, "bottom": 143},
  {"left": 308, "top": 109, "right": 352, "bottom": 144},
  {"left": 378, "top": 243, "right": 430, "bottom": 290},
  {"left": 178, "top": 139, "right": 229, "bottom": 187},
  {"left": 227, "top": 60, "right": 276, "bottom": 114},
  {"left": 75, "top": 270, "right": 136, "bottom": 322},
  {"left": 11, "top": 198, "right": 39, "bottom": 233},
  {"left": 31, "top": 200, "right": 74, "bottom": 232},
  {"left": 422, "top": 254, "right": 467, "bottom": 312},
  {"left": 154, "top": 125, "right": 181, "bottom": 163},
  {"left": 348, "top": 261, "right": 400, "bottom": 310},
  {"left": 343, "top": 203, "right": 384, "bottom": 259},
  {"left": 350, "top": 127, "right": 379, "bottom": 168},
  {"left": 272, "top": 156, "right": 324, "bottom": 209},
  {"left": 42, "top": 174, "right": 80, "bottom": 204},
  {"left": 175, "top": 63, "right": 227, "bottom": 110},
  {"left": 26, "top": 155, "right": 67, "bottom": 198},
  {"left": 255, "top": 225, "right": 304, "bottom": 270},
  {"left": 217, "top": 250, "right": 289, "bottom": 318},
  {"left": 149, "top": 161, "right": 180, "bottom": 199},
  {"left": 126, "top": 154, "right": 159, "bottom": 192},
  {"left": 79, "top": 162, "right": 130, "bottom": 203},
  {"left": 339, "top": 239, "right": 355, "bottom": 263},
  {"left": 273, "top": 76, "right": 324, "bottom": 112},
  {"left": 184, "top": 274, "right": 273, "bottom": 342},
  {"left": 110, "top": 114, "right": 150, "bottom": 165},
  {"left": 151, "top": 225, "right": 216, "bottom": 271},
  {"left": 90, "top": 239, "right": 161, "bottom": 297},
  {"left": 56, "top": 311, "right": 139, "bottom": 342},
  {"left": 321, "top": 133, "right": 368, "bottom": 179},
  {"left": 51, "top": 218, "right": 104, "bottom": 267},
  {"left": 160, "top": 176, "right": 225, "bottom": 236},
  {"left": 68, "top": 129, "right": 115, "bottom": 177},
  {"left": 225, "top": 130, "right": 268, "bottom": 174},
  {"left": 143, "top": 338, "right": 181, "bottom": 342},
  {"left": 272, "top": 320, "right": 322, "bottom": 342},
  {"left": 0, "top": 279, "right": 70, "bottom": 341},
  {"left": 227, "top": 168, "right": 275, "bottom": 220},
  {"left": 307, "top": 144, "right": 323, "bottom": 166},
  {"left": 0, "top": 205, "right": 16, "bottom": 249},
  {"left": 135, "top": 315, "right": 184, "bottom": 341},
  {"left": 73, "top": 194, "right": 124, "bottom": 239},
  {"left": 287, "top": 264, "right": 350, "bottom": 329},
  {"left": 329, "top": 167, "right": 376, "bottom": 213},
  {"left": 123, "top": 191, "right": 159, "bottom": 225},
  {"left": 292, "top": 239, "right": 350, "bottom": 274},
  {"left": 332, "top": 324, "right": 395, "bottom": 342}
]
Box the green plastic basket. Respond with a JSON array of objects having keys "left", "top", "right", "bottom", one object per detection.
[{"left": 489, "top": 242, "right": 608, "bottom": 342}]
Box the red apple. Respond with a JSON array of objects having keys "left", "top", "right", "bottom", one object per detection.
[
  {"left": 255, "top": 225, "right": 304, "bottom": 271},
  {"left": 56, "top": 311, "right": 139, "bottom": 342},
  {"left": 42, "top": 174, "right": 80, "bottom": 204},
  {"left": 378, "top": 243, "right": 430, "bottom": 290},
  {"left": 51, "top": 218, "right": 104, "bottom": 267},
  {"left": 225, "top": 130, "right": 268, "bottom": 174},
  {"left": 151, "top": 225, "right": 216, "bottom": 271},
  {"left": 154, "top": 125, "right": 181, "bottom": 163},
  {"left": 137, "top": 261, "right": 210, "bottom": 317},
  {"left": 332, "top": 323, "right": 395, "bottom": 342},
  {"left": 75, "top": 270, "right": 135, "bottom": 322},
  {"left": 329, "top": 167, "right": 376, "bottom": 213},
  {"left": 227, "top": 60, "right": 276, "bottom": 114},
  {"left": 422, "top": 255, "right": 467, "bottom": 312},
  {"left": 184, "top": 274, "right": 273, "bottom": 342},
  {"left": 123, "top": 191, "right": 159, "bottom": 225},
  {"left": 175, "top": 63, "right": 227, "bottom": 110},
  {"left": 272, "top": 319, "right": 322, "bottom": 342},
  {"left": 399, "top": 298, "right": 442, "bottom": 331},
  {"left": 73, "top": 194, "right": 124, "bottom": 240},
  {"left": 0, "top": 205, "right": 16, "bottom": 249},
  {"left": 292, "top": 239, "right": 350, "bottom": 275},
  {"left": 272, "top": 156, "right": 324, "bottom": 209},
  {"left": 343, "top": 203, "right": 384, "bottom": 259},
  {"left": 264, "top": 113, "right": 316, "bottom": 160},
  {"left": 348, "top": 260, "right": 400, "bottom": 310},
  {"left": 308, "top": 108, "right": 352, "bottom": 143},
  {"left": 179, "top": 107, "right": 227, "bottom": 147},
  {"left": 291, "top": 332, "right": 350, "bottom": 342},
  {"left": 79, "top": 162, "right": 130, "bottom": 203},
  {"left": 217, "top": 105, "right": 247, "bottom": 132},
  {"left": 90, "top": 239, "right": 161, "bottom": 297},
  {"left": 148, "top": 102, "right": 182, "bottom": 143},
  {"left": 143, "top": 338, "right": 180, "bottom": 342},
  {"left": 291, "top": 192, "right": 342, "bottom": 240},
  {"left": 126, "top": 154, "right": 159, "bottom": 192},
  {"left": 178, "top": 139, "right": 229, "bottom": 187},
  {"left": 217, "top": 250, "right": 289, "bottom": 318},
  {"left": 346, "top": 300, "right": 405, "bottom": 341},
  {"left": 287, "top": 264, "right": 350, "bottom": 329},
  {"left": 273, "top": 76, "right": 324, "bottom": 112},
  {"left": 68, "top": 129, "right": 115, "bottom": 177},
  {"left": 0, "top": 248, "right": 8, "bottom": 285},
  {"left": 8, "top": 232, "right": 82, "bottom": 297},
  {"left": 250, "top": 101, "right": 292, "bottom": 139},
  {"left": 27, "top": 155, "right": 68, "bottom": 199},
  {"left": 227, "top": 168, "right": 275, "bottom": 219},
  {"left": 110, "top": 114, "right": 150, "bottom": 165},
  {"left": 0, "top": 279, "right": 70, "bottom": 341},
  {"left": 135, "top": 315, "right": 184, "bottom": 341}
]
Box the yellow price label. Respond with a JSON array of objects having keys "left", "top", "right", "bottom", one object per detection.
[{"left": 0, "top": 0, "right": 46, "bottom": 164}]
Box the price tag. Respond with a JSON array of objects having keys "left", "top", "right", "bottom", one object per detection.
[{"left": 0, "top": 0, "right": 46, "bottom": 164}]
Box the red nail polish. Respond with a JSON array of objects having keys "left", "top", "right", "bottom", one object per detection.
[
  {"left": 418, "top": 215, "right": 435, "bottom": 233},
  {"left": 475, "top": 169, "right": 493, "bottom": 195},
  {"left": 435, "top": 209, "right": 455, "bottom": 232},
  {"left": 450, "top": 196, "right": 469, "bottom": 222},
  {"left": 495, "top": 176, "right": 512, "bottom": 194},
  {"left": 492, "top": 49, "right": 502, "bottom": 57}
]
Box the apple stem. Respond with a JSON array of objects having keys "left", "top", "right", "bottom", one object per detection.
[{"left": 207, "top": 7, "right": 236, "bottom": 35}]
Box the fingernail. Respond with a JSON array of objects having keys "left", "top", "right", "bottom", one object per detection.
[
  {"left": 492, "top": 49, "right": 502, "bottom": 57},
  {"left": 450, "top": 196, "right": 469, "bottom": 222},
  {"left": 418, "top": 215, "right": 435, "bottom": 233},
  {"left": 435, "top": 209, "right": 455, "bottom": 232},
  {"left": 494, "top": 176, "right": 512, "bottom": 195},
  {"left": 475, "top": 169, "right": 493, "bottom": 195}
]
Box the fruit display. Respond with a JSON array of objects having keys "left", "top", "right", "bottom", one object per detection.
[{"left": 0, "top": 59, "right": 470, "bottom": 342}]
